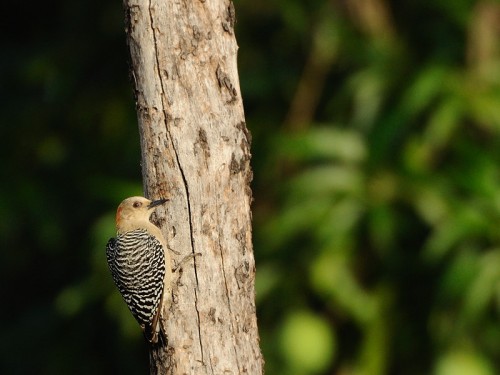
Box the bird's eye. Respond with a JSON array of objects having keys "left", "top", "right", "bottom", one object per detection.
[{"left": 133, "top": 201, "right": 142, "bottom": 208}]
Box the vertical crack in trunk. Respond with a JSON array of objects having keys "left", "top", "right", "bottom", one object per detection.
[
  {"left": 216, "top": 196, "right": 242, "bottom": 374},
  {"left": 147, "top": 0, "right": 205, "bottom": 365}
]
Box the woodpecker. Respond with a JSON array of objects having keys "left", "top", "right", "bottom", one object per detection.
[{"left": 106, "top": 196, "right": 171, "bottom": 344}]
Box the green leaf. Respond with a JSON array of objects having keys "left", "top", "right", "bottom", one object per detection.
[
  {"left": 278, "top": 127, "right": 366, "bottom": 163},
  {"left": 435, "top": 349, "right": 494, "bottom": 375},
  {"left": 280, "top": 310, "right": 336, "bottom": 373}
]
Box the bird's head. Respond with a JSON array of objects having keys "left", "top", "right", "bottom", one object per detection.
[{"left": 115, "top": 196, "right": 168, "bottom": 232}]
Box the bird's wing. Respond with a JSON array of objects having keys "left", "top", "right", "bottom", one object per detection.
[
  {"left": 105, "top": 237, "right": 117, "bottom": 270},
  {"left": 144, "top": 234, "right": 167, "bottom": 344},
  {"left": 106, "top": 230, "right": 166, "bottom": 344}
]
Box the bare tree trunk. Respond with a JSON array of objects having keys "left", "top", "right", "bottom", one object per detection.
[{"left": 123, "top": 0, "right": 262, "bottom": 374}]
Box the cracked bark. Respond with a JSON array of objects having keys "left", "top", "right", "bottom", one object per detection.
[{"left": 123, "top": 0, "right": 263, "bottom": 374}]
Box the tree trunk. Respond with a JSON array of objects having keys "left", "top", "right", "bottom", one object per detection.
[{"left": 123, "top": 0, "right": 263, "bottom": 374}]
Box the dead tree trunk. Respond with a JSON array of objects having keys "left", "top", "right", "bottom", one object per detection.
[{"left": 123, "top": 0, "right": 262, "bottom": 374}]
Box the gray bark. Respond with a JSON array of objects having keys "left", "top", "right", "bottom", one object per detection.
[{"left": 123, "top": 0, "right": 263, "bottom": 374}]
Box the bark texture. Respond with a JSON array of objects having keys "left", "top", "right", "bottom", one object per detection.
[{"left": 123, "top": 0, "right": 262, "bottom": 374}]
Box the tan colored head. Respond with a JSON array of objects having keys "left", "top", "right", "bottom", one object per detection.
[{"left": 115, "top": 196, "right": 168, "bottom": 233}]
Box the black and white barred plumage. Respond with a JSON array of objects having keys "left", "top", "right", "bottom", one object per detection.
[{"left": 106, "top": 229, "right": 166, "bottom": 335}]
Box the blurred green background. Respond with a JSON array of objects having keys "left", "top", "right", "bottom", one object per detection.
[{"left": 3, "top": 0, "right": 500, "bottom": 374}]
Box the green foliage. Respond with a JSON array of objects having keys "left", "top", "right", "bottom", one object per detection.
[
  {"left": 3, "top": 0, "right": 500, "bottom": 374},
  {"left": 280, "top": 311, "right": 336, "bottom": 374},
  {"left": 245, "top": 0, "right": 500, "bottom": 374}
]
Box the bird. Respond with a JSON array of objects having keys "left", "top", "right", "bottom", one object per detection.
[{"left": 105, "top": 196, "right": 171, "bottom": 344}]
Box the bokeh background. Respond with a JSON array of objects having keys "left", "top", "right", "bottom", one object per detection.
[{"left": 3, "top": 0, "right": 500, "bottom": 374}]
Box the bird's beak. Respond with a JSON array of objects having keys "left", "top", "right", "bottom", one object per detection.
[{"left": 148, "top": 198, "right": 168, "bottom": 209}]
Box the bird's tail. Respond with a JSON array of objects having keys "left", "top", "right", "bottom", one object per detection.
[
  {"left": 157, "top": 323, "right": 167, "bottom": 347},
  {"left": 144, "top": 319, "right": 167, "bottom": 347}
]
